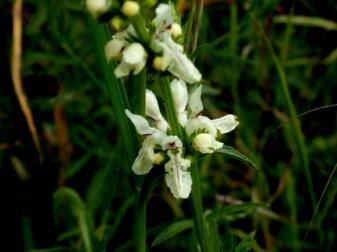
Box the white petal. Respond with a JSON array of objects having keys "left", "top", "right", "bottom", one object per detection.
[
  {"left": 153, "top": 4, "right": 174, "bottom": 33},
  {"left": 170, "top": 79, "right": 188, "bottom": 113},
  {"left": 123, "top": 43, "right": 146, "bottom": 65},
  {"left": 212, "top": 114, "right": 239, "bottom": 134},
  {"left": 150, "top": 35, "right": 202, "bottom": 84},
  {"left": 86, "top": 0, "right": 111, "bottom": 18},
  {"left": 114, "top": 60, "right": 131, "bottom": 77},
  {"left": 165, "top": 36, "right": 202, "bottom": 84},
  {"left": 125, "top": 109, "right": 156, "bottom": 135},
  {"left": 192, "top": 133, "right": 223, "bottom": 154},
  {"left": 164, "top": 150, "right": 192, "bottom": 199},
  {"left": 188, "top": 85, "right": 203, "bottom": 118},
  {"left": 177, "top": 112, "right": 188, "bottom": 127},
  {"left": 132, "top": 137, "right": 155, "bottom": 175},
  {"left": 170, "top": 79, "right": 189, "bottom": 126},
  {"left": 146, "top": 90, "right": 169, "bottom": 132},
  {"left": 105, "top": 39, "right": 128, "bottom": 61},
  {"left": 185, "top": 116, "right": 217, "bottom": 136},
  {"left": 115, "top": 43, "right": 147, "bottom": 77},
  {"left": 160, "top": 135, "right": 183, "bottom": 151}
]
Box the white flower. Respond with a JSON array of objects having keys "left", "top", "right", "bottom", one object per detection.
[
  {"left": 188, "top": 85, "right": 203, "bottom": 118},
  {"left": 115, "top": 43, "right": 147, "bottom": 78},
  {"left": 165, "top": 149, "right": 192, "bottom": 198},
  {"left": 125, "top": 90, "right": 192, "bottom": 199},
  {"left": 170, "top": 79, "right": 188, "bottom": 126},
  {"left": 105, "top": 39, "right": 128, "bottom": 61},
  {"left": 187, "top": 85, "right": 239, "bottom": 136},
  {"left": 171, "top": 23, "right": 182, "bottom": 38},
  {"left": 86, "top": 0, "right": 111, "bottom": 18},
  {"left": 193, "top": 133, "right": 223, "bottom": 154},
  {"left": 151, "top": 4, "right": 202, "bottom": 83},
  {"left": 146, "top": 90, "right": 169, "bottom": 132},
  {"left": 212, "top": 115, "right": 240, "bottom": 134},
  {"left": 168, "top": 80, "right": 239, "bottom": 153}
]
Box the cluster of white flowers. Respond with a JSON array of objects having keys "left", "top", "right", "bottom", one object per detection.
[
  {"left": 126, "top": 79, "right": 238, "bottom": 198},
  {"left": 103, "top": 2, "right": 202, "bottom": 83},
  {"left": 87, "top": 1, "right": 239, "bottom": 199},
  {"left": 125, "top": 89, "right": 192, "bottom": 198}
]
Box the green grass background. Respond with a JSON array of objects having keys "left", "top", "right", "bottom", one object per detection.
[{"left": 1, "top": 0, "right": 337, "bottom": 251}]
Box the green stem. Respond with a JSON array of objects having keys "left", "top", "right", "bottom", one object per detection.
[
  {"left": 94, "top": 24, "right": 148, "bottom": 252},
  {"left": 132, "top": 69, "right": 147, "bottom": 252},
  {"left": 185, "top": 0, "right": 204, "bottom": 55},
  {"left": 136, "top": 69, "right": 147, "bottom": 116},
  {"left": 229, "top": 1, "right": 241, "bottom": 122},
  {"left": 253, "top": 16, "right": 316, "bottom": 211},
  {"left": 94, "top": 24, "right": 136, "bottom": 167},
  {"left": 130, "top": 15, "right": 150, "bottom": 44},
  {"left": 161, "top": 77, "right": 184, "bottom": 139},
  {"left": 127, "top": 12, "right": 151, "bottom": 251},
  {"left": 190, "top": 158, "right": 211, "bottom": 252},
  {"left": 134, "top": 193, "right": 147, "bottom": 252}
]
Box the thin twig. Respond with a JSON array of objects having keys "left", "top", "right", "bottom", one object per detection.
[{"left": 11, "top": 0, "right": 42, "bottom": 162}]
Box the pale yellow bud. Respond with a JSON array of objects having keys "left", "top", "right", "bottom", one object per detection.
[
  {"left": 153, "top": 56, "right": 164, "bottom": 71},
  {"left": 122, "top": 1, "right": 140, "bottom": 17},
  {"left": 171, "top": 23, "right": 182, "bottom": 38},
  {"left": 110, "top": 16, "right": 123, "bottom": 31},
  {"left": 193, "top": 133, "right": 223, "bottom": 154},
  {"left": 154, "top": 152, "right": 164, "bottom": 165}
]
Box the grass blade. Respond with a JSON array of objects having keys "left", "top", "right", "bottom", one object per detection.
[
  {"left": 215, "top": 145, "right": 258, "bottom": 169},
  {"left": 53, "top": 187, "right": 95, "bottom": 252},
  {"left": 206, "top": 202, "right": 269, "bottom": 222},
  {"left": 151, "top": 220, "right": 194, "bottom": 247},
  {"left": 274, "top": 15, "right": 337, "bottom": 31}
]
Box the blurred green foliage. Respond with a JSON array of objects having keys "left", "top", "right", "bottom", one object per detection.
[{"left": 1, "top": 0, "right": 337, "bottom": 251}]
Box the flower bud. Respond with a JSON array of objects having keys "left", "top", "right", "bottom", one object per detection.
[
  {"left": 122, "top": 1, "right": 140, "bottom": 17},
  {"left": 154, "top": 152, "right": 165, "bottom": 165},
  {"left": 171, "top": 23, "right": 182, "bottom": 38},
  {"left": 110, "top": 16, "right": 124, "bottom": 31},
  {"left": 153, "top": 56, "right": 165, "bottom": 71},
  {"left": 192, "top": 133, "right": 223, "bottom": 154},
  {"left": 86, "top": 0, "right": 111, "bottom": 18}
]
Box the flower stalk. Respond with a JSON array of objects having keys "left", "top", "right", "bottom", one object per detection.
[{"left": 190, "top": 158, "right": 211, "bottom": 252}]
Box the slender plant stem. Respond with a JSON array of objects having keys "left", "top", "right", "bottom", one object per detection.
[
  {"left": 229, "top": 1, "right": 241, "bottom": 125},
  {"left": 134, "top": 69, "right": 147, "bottom": 116},
  {"left": 134, "top": 197, "right": 147, "bottom": 252},
  {"left": 132, "top": 69, "right": 147, "bottom": 252},
  {"left": 185, "top": 0, "right": 204, "bottom": 55},
  {"left": 278, "top": 8, "right": 301, "bottom": 251},
  {"left": 252, "top": 16, "right": 317, "bottom": 211},
  {"left": 184, "top": 1, "right": 212, "bottom": 251},
  {"left": 130, "top": 15, "right": 150, "bottom": 44},
  {"left": 94, "top": 24, "right": 136, "bottom": 167},
  {"left": 190, "top": 158, "right": 211, "bottom": 252},
  {"left": 94, "top": 24, "right": 148, "bottom": 251}
]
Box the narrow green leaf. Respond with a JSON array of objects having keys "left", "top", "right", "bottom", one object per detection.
[
  {"left": 93, "top": 24, "right": 136, "bottom": 168},
  {"left": 86, "top": 159, "right": 119, "bottom": 216},
  {"left": 274, "top": 15, "right": 337, "bottom": 31},
  {"left": 53, "top": 188, "right": 95, "bottom": 252},
  {"left": 206, "top": 202, "right": 269, "bottom": 222},
  {"left": 151, "top": 220, "right": 194, "bottom": 247},
  {"left": 215, "top": 145, "right": 258, "bottom": 169},
  {"left": 235, "top": 232, "right": 256, "bottom": 252},
  {"left": 65, "top": 151, "right": 94, "bottom": 180}
]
